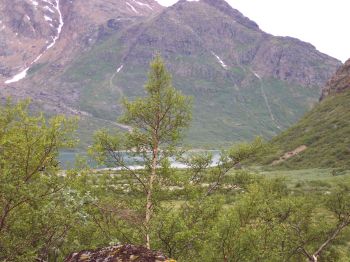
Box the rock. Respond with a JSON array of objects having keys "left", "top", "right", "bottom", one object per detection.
[
  {"left": 64, "top": 244, "right": 175, "bottom": 262},
  {"left": 107, "top": 19, "right": 121, "bottom": 30},
  {"left": 201, "top": 0, "right": 259, "bottom": 30},
  {"left": 320, "top": 58, "right": 350, "bottom": 100}
]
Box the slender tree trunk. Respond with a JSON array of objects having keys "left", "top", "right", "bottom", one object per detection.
[
  {"left": 309, "top": 222, "right": 348, "bottom": 262},
  {"left": 300, "top": 221, "right": 349, "bottom": 262},
  {"left": 0, "top": 202, "right": 11, "bottom": 233},
  {"left": 145, "top": 143, "right": 158, "bottom": 249}
]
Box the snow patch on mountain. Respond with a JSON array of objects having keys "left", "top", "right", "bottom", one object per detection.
[
  {"left": 211, "top": 52, "right": 228, "bottom": 69},
  {"left": 252, "top": 70, "right": 281, "bottom": 130},
  {"left": 253, "top": 72, "right": 261, "bottom": 79},
  {"left": 44, "top": 15, "right": 52, "bottom": 21},
  {"left": 0, "top": 21, "right": 5, "bottom": 31},
  {"left": 4, "top": 70, "right": 29, "bottom": 84},
  {"left": 126, "top": 2, "right": 139, "bottom": 14},
  {"left": 5, "top": 0, "right": 64, "bottom": 84},
  {"left": 30, "top": 0, "right": 39, "bottom": 6},
  {"left": 109, "top": 65, "right": 125, "bottom": 98},
  {"left": 44, "top": 5, "right": 55, "bottom": 13},
  {"left": 132, "top": 0, "right": 153, "bottom": 10},
  {"left": 117, "top": 65, "right": 124, "bottom": 73}
]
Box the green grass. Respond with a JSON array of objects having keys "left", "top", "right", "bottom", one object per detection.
[
  {"left": 79, "top": 166, "right": 350, "bottom": 203},
  {"left": 265, "top": 89, "right": 350, "bottom": 169},
  {"left": 181, "top": 76, "right": 318, "bottom": 147},
  {"left": 75, "top": 116, "right": 126, "bottom": 150},
  {"left": 62, "top": 32, "right": 127, "bottom": 120},
  {"left": 260, "top": 168, "right": 350, "bottom": 193}
]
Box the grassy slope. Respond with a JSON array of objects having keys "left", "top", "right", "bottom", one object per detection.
[
  {"left": 116, "top": 62, "right": 318, "bottom": 147},
  {"left": 267, "top": 89, "right": 350, "bottom": 169},
  {"left": 61, "top": 35, "right": 318, "bottom": 148},
  {"left": 52, "top": 4, "right": 326, "bottom": 149}
]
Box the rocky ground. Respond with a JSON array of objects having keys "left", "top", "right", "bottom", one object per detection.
[{"left": 64, "top": 244, "right": 174, "bottom": 262}]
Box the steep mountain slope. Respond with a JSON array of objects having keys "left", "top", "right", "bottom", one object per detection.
[
  {"left": 0, "top": 0, "right": 162, "bottom": 83},
  {"left": 269, "top": 59, "right": 350, "bottom": 168},
  {"left": 321, "top": 58, "right": 350, "bottom": 100},
  {"left": 0, "top": 0, "right": 163, "bottom": 131},
  {"left": 0, "top": 0, "right": 341, "bottom": 147}
]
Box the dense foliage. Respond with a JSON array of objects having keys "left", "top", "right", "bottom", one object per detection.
[{"left": 0, "top": 100, "right": 83, "bottom": 260}]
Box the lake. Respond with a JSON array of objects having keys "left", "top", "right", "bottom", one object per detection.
[{"left": 59, "top": 150, "right": 221, "bottom": 170}]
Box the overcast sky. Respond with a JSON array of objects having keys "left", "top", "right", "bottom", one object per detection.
[{"left": 156, "top": 0, "right": 350, "bottom": 63}]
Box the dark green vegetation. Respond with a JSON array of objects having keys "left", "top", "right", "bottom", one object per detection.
[
  {"left": 266, "top": 89, "right": 350, "bottom": 169},
  {"left": 0, "top": 100, "right": 79, "bottom": 260}
]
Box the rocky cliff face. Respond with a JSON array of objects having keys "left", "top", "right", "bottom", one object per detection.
[
  {"left": 0, "top": 0, "right": 343, "bottom": 146},
  {"left": 119, "top": 0, "right": 339, "bottom": 87},
  {"left": 0, "top": 0, "right": 163, "bottom": 82},
  {"left": 321, "top": 58, "right": 350, "bottom": 100}
]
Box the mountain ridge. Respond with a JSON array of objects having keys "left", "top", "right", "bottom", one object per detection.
[{"left": 0, "top": 0, "right": 342, "bottom": 147}]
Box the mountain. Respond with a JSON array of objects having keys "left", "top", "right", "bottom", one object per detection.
[
  {"left": 320, "top": 59, "right": 350, "bottom": 100},
  {"left": 0, "top": 0, "right": 162, "bottom": 81},
  {"left": 269, "top": 58, "right": 350, "bottom": 169},
  {"left": 0, "top": 0, "right": 341, "bottom": 147}
]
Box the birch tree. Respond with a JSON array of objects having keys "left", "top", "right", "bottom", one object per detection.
[{"left": 92, "top": 55, "right": 192, "bottom": 248}]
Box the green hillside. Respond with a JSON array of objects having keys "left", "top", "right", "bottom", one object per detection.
[
  {"left": 61, "top": 23, "right": 319, "bottom": 148},
  {"left": 50, "top": 0, "right": 340, "bottom": 148},
  {"left": 268, "top": 89, "right": 350, "bottom": 169}
]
